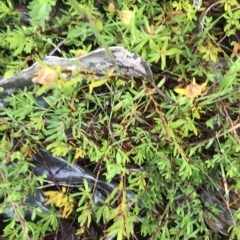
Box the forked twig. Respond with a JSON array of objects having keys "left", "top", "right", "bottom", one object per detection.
[
  {"left": 198, "top": 1, "right": 222, "bottom": 32},
  {"left": 146, "top": 77, "right": 173, "bottom": 104},
  {"left": 187, "top": 122, "right": 240, "bottom": 146}
]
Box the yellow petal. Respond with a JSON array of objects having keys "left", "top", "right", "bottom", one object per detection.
[
  {"left": 174, "top": 87, "right": 186, "bottom": 95},
  {"left": 55, "top": 193, "right": 64, "bottom": 206},
  {"left": 44, "top": 195, "right": 59, "bottom": 205},
  {"left": 43, "top": 190, "right": 59, "bottom": 197},
  {"left": 201, "top": 81, "right": 207, "bottom": 90},
  {"left": 62, "top": 201, "right": 73, "bottom": 218},
  {"left": 59, "top": 196, "right": 69, "bottom": 206},
  {"left": 62, "top": 187, "right": 67, "bottom": 194}
]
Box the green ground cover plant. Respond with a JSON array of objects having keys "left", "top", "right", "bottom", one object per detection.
[{"left": 0, "top": 0, "right": 240, "bottom": 239}]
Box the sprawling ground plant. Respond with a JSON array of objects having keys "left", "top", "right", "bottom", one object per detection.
[{"left": 0, "top": 0, "right": 240, "bottom": 239}]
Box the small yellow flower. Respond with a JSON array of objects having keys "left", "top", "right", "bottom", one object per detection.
[
  {"left": 44, "top": 187, "right": 74, "bottom": 218},
  {"left": 174, "top": 78, "right": 207, "bottom": 101},
  {"left": 108, "top": 3, "right": 116, "bottom": 13},
  {"left": 185, "top": 83, "right": 202, "bottom": 98},
  {"left": 75, "top": 49, "right": 88, "bottom": 57},
  {"left": 119, "top": 10, "right": 133, "bottom": 27},
  {"left": 92, "top": 18, "right": 103, "bottom": 32},
  {"left": 32, "top": 66, "right": 58, "bottom": 85}
]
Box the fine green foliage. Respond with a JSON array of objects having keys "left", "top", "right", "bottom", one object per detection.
[
  {"left": 28, "top": 0, "right": 57, "bottom": 31},
  {"left": 0, "top": 0, "right": 240, "bottom": 239}
]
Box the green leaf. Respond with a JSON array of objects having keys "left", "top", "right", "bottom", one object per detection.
[
  {"left": 166, "top": 48, "right": 182, "bottom": 56},
  {"left": 169, "top": 119, "right": 185, "bottom": 128},
  {"left": 29, "top": 0, "right": 57, "bottom": 31},
  {"left": 89, "top": 78, "right": 108, "bottom": 94},
  {"left": 219, "top": 58, "right": 240, "bottom": 90}
]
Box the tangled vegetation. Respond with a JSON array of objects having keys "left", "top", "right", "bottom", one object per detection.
[{"left": 0, "top": 0, "right": 240, "bottom": 239}]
